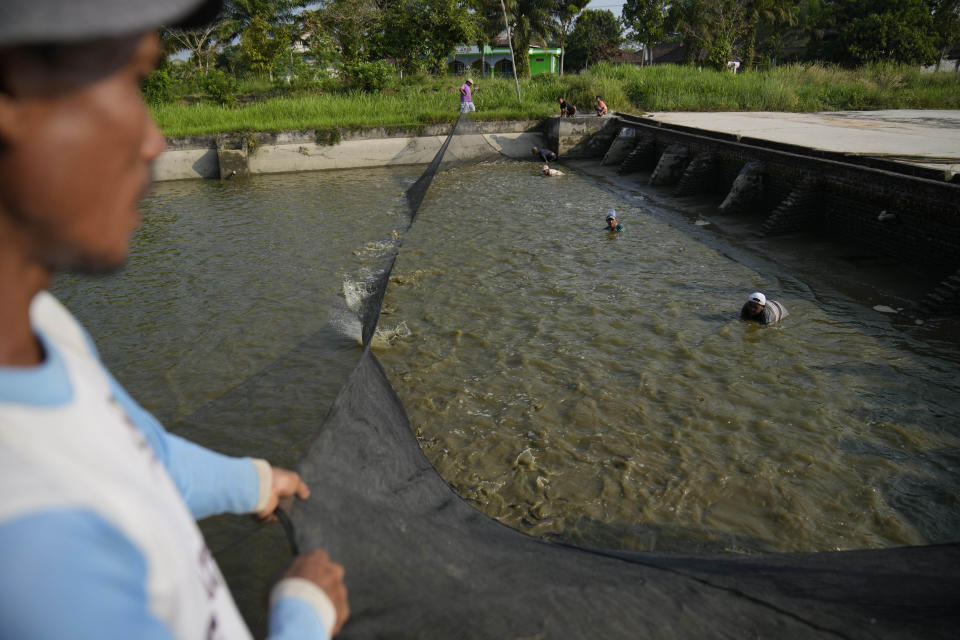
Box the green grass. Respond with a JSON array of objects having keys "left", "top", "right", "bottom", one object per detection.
[{"left": 153, "top": 63, "right": 960, "bottom": 137}]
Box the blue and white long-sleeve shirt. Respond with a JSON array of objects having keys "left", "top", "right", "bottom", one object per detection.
[{"left": 0, "top": 291, "right": 334, "bottom": 639}]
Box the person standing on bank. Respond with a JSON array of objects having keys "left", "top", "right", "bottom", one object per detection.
[
  {"left": 0, "top": 1, "right": 349, "bottom": 639},
  {"left": 740, "top": 292, "right": 789, "bottom": 325},
  {"left": 460, "top": 77, "right": 476, "bottom": 113},
  {"left": 605, "top": 209, "right": 624, "bottom": 232}
]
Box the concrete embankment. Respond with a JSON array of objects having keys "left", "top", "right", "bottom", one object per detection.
[{"left": 154, "top": 116, "right": 617, "bottom": 181}]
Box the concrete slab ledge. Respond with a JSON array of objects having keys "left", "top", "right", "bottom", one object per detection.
[{"left": 154, "top": 120, "right": 548, "bottom": 181}]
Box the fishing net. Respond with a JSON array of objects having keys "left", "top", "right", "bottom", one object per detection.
[{"left": 287, "top": 112, "right": 960, "bottom": 639}]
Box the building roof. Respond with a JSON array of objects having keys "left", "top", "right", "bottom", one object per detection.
[{"left": 491, "top": 29, "right": 546, "bottom": 49}]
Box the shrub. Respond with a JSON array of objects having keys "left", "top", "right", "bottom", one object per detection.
[
  {"left": 141, "top": 69, "right": 172, "bottom": 105},
  {"left": 341, "top": 61, "right": 395, "bottom": 92},
  {"left": 203, "top": 69, "right": 239, "bottom": 105}
]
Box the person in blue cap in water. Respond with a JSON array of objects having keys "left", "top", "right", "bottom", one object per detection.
[{"left": 605, "top": 209, "right": 624, "bottom": 232}]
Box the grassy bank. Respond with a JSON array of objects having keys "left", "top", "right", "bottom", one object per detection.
[{"left": 153, "top": 62, "right": 960, "bottom": 137}]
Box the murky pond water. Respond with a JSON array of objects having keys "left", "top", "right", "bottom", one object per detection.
[
  {"left": 378, "top": 162, "right": 960, "bottom": 555},
  {"left": 52, "top": 162, "right": 960, "bottom": 631}
]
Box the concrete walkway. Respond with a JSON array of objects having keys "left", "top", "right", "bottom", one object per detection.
[{"left": 645, "top": 110, "right": 960, "bottom": 176}]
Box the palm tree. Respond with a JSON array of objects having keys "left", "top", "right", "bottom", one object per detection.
[
  {"left": 471, "top": 0, "right": 506, "bottom": 77},
  {"left": 555, "top": 1, "right": 581, "bottom": 75},
  {"left": 741, "top": 0, "right": 797, "bottom": 70},
  {"left": 505, "top": 0, "right": 561, "bottom": 78}
]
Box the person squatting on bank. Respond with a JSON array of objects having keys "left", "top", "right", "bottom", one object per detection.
[{"left": 0, "top": 1, "right": 349, "bottom": 638}]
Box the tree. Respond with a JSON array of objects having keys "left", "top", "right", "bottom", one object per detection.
[
  {"left": 311, "top": 0, "right": 382, "bottom": 65},
  {"left": 565, "top": 9, "right": 623, "bottom": 71},
  {"left": 554, "top": 1, "right": 582, "bottom": 74},
  {"left": 220, "top": 0, "right": 306, "bottom": 40},
  {"left": 622, "top": 0, "right": 668, "bottom": 65},
  {"left": 926, "top": 0, "right": 960, "bottom": 69},
  {"left": 740, "top": 0, "right": 798, "bottom": 69},
  {"left": 218, "top": 1, "right": 304, "bottom": 78},
  {"left": 833, "top": 0, "right": 939, "bottom": 65},
  {"left": 666, "top": 0, "right": 748, "bottom": 69},
  {"left": 162, "top": 20, "right": 224, "bottom": 73},
  {"left": 504, "top": 0, "right": 561, "bottom": 78},
  {"left": 469, "top": 0, "right": 505, "bottom": 76},
  {"left": 241, "top": 14, "right": 291, "bottom": 78},
  {"left": 294, "top": 9, "right": 339, "bottom": 71},
  {"left": 378, "top": 0, "right": 477, "bottom": 74}
]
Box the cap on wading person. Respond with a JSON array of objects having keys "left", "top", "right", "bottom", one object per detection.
[
  {"left": 740, "top": 291, "right": 788, "bottom": 325},
  {"left": 605, "top": 209, "right": 623, "bottom": 232}
]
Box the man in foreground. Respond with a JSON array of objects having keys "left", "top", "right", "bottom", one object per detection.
[
  {"left": 0, "top": 1, "right": 348, "bottom": 638},
  {"left": 740, "top": 291, "right": 789, "bottom": 325}
]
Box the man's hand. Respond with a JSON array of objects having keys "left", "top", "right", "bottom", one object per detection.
[
  {"left": 255, "top": 467, "right": 310, "bottom": 522},
  {"left": 284, "top": 550, "right": 350, "bottom": 636}
]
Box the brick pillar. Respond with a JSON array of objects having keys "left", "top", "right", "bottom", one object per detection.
[
  {"left": 601, "top": 127, "right": 637, "bottom": 166},
  {"left": 617, "top": 135, "right": 657, "bottom": 175},
  {"left": 719, "top": 161, "right": 765, "bottom": 214},
  {"left": 924, "top": 269, "right": 960, "bottom": 316},
  {"left": 648, "top": 144, "right": 690, "bottom": 187},
  {"left": 761, "top": 176, "right": 823, "bottom": 235},
  {"left": 674, "top": 152, "right": 719, "bottom": 197}
]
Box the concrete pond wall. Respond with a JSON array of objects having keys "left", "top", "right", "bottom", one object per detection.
[{"left": 154, "top": 117, "right": 617, "bottom": 181}]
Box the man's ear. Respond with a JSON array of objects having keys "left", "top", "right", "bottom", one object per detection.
[
  {"left": 0, "top": 56, "right": 25, "bottom": 148},
  {"left": 0, "top": 91, "right": 25, "bottom": 148},
  {"left": 0, "top": 92, "right": 17, "bottom": 147}
]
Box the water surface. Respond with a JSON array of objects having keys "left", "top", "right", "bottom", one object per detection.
[
  {"left": 50, "top": 161, "right": 960, "bottom": 632},
  {"left": 378, "top": 162, "right": 960, "bottom": 553}
]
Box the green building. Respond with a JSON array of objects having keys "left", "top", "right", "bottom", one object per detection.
[{"left": 448, "top": 42, "right": 562, "bottom": 78}]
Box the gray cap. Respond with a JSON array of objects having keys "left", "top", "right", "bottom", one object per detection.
[
  {"left": 0, "top": 0, "right": 223, "bottom": 46},
  {"left": 605, "top": 209, "right": 617, "bottom": 220}
]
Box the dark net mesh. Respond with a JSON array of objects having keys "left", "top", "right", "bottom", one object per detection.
[{"left": 288, "top": 114, "right": 960, "bottom": 639}]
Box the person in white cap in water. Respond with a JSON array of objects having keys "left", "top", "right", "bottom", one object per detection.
[
  {"left": 740, "top": 292, "right": 789, "bottom": 325},
  {"left": 459, "top": 77, "right": 475, "bottom": 113},
  {"left": 0, "top": 1, "right": 348, "bottom": 638},
  {"left": 543, "top": 164, "right": 564, "bottom": 177},
  {"left": 605, "top": 209, "right": 624, "bottom": 232}
]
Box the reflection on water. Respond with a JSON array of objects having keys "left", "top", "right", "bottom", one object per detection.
[
  {"left": 378, "top": 162, "right": 960, "bottom": 553},
  {"left": 50, "top": 162, "right": 960, "bottom": 631}
]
